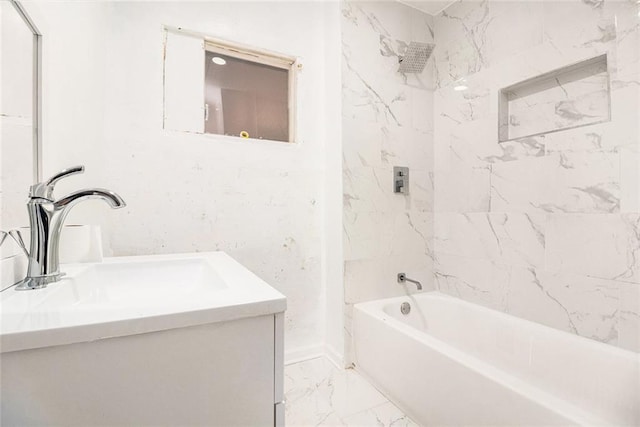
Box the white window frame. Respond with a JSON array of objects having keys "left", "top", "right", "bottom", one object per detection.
[{"left": 164, "top": 26, "right": 298, "bottom": 143}]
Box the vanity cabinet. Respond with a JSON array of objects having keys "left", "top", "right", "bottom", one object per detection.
[
  {"left": 1, "top": 252, "right": 287, "bottom": 426},
  {"left": 2, "top": 312, "right": 285, "bottom": 426}
]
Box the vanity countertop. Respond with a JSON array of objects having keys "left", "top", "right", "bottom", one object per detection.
[{"left": 0, "top": 252, "right": 286, "bottom": 353}]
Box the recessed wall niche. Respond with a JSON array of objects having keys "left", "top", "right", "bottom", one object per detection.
[{"left": 498, "top": 54, "right": 610, "bottom": 142}]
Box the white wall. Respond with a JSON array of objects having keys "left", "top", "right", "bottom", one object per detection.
[
  {"left": 25, "top": 1, "right": 343, "bottom": 361},
  {"left": 322, "top": 0, "right": 345, "bottom": 366}
]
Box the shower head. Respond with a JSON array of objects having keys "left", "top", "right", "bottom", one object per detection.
[{"left": 398, "top": 41, "right": 435, "bottom": 74}]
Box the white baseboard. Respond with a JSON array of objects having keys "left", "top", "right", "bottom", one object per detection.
[
  {"left": 324, "top": 344, "right": 345, "bottom": 369},
  {"left": 283, "top": 343, "right": 346, "bottom": 369},
  {"left": 284, "top": 343, "right": 325, "bottom": 366}
]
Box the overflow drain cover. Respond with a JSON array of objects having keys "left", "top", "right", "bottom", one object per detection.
[{"left": 400, "top": 302, "right": 411, "bottom": 315}]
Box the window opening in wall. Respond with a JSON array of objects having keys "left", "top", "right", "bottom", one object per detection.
[
  {"left": 162, "top": 27, "right": 298, "bottom": 143},
  {"left": 204, "top": 40, "right": 296, "bottom": 143}
]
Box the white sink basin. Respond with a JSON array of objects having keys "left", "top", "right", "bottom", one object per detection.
[
  {"left": 1, "top": 252, "right": 286, "bottom": 353},
  {"left": 70, "top": 258, "right": 227, "bottom": 305}
]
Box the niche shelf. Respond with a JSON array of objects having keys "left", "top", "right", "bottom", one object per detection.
[{"left": 498, "top": 54, "right": 610, "bottom": 142}]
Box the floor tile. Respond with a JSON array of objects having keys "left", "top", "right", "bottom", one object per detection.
[
  {"left": 341, "top": 401, "right": 419, "bottom": 427},
  {"left": 284, "top": 357, "right": 417, "bottom": 427}
]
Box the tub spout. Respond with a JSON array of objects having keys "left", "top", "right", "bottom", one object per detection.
[{"left": 398, "top": 273, "right": 422, "bottom": 290}]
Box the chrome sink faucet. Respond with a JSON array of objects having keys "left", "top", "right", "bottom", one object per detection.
[{"left": 13, "top": 166, "right": 126, "bottom": 290}]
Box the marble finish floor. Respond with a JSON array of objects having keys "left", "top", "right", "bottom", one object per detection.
[{"left": 284, "top": 357, "right": 417, "bottom": 426}]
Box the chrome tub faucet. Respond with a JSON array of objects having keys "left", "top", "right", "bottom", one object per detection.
[
  {"left": 397, "top": 273, "right": 423, "bottom": 290},
  {"left": 13, "top": 166, "right": 126, "bottom": 290}
]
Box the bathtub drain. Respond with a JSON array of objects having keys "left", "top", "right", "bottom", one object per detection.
[{"left": 400, "top": 302, "right": 411, "bottom": 315}]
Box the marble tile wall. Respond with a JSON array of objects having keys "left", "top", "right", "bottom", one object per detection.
[
  {"left": 341, "top": 1, "right": 435, "bottom": 362},
  {"left": 433, "top": 0, "right": 640, "bottom": 352},
  {"left": 502, "top": 55, "right": 611, "bottom": 141}
]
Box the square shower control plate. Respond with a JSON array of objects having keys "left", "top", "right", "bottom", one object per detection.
[{"left": 394, "top": 166, "right": 409, "bottom": 194}]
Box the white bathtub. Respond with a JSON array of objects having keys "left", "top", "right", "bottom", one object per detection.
[{"left": 353, "top": 292, "right": 640, "bottom": 426}]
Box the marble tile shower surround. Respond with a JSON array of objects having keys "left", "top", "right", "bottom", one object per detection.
[
  {"left": 500, "top": 55, "right": 611, "bottom": 141},
  {"left": 341, "top": 1, "right": 435, "bottom": 363},
  {"left": 432, "top": 0, "right": 640, "bottom": 352}
]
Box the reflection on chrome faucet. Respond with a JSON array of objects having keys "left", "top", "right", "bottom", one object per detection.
[{"left": 13, "top": 166, "right": 126, "bottom": 290}]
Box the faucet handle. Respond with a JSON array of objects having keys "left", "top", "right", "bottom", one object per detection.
[{"left": 30, "top": 165, "right": 85, "bottom": 199}]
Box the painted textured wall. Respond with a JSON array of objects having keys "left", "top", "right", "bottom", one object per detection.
[
  {"left": 433, "top": 0, "right": 640, "bottom": 352},
  {"left": 341, "top": 1, "right": 435, "bottom": 362},
  {"left": 25, "top": 1, "right": 340, "bottom": 360}
]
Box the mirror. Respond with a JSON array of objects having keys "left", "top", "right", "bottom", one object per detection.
[{"left": 1, "top": 0, "right": 41, "bottom": 258}]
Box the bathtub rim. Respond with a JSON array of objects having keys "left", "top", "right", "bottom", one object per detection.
[
  {"left": 353, "top": 291, "right": 639, "bottom": 426},
  {"left": 354, "top": 291, "right": 639, "bottom": 361}
]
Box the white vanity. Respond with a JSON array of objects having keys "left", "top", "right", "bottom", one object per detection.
[{"left": 0, "top": 252, "right": 286, "bottom": 426}]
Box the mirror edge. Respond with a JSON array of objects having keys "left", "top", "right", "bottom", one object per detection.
[{"left": 9, "top": 0, "right": 42, "bottom": 183}]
